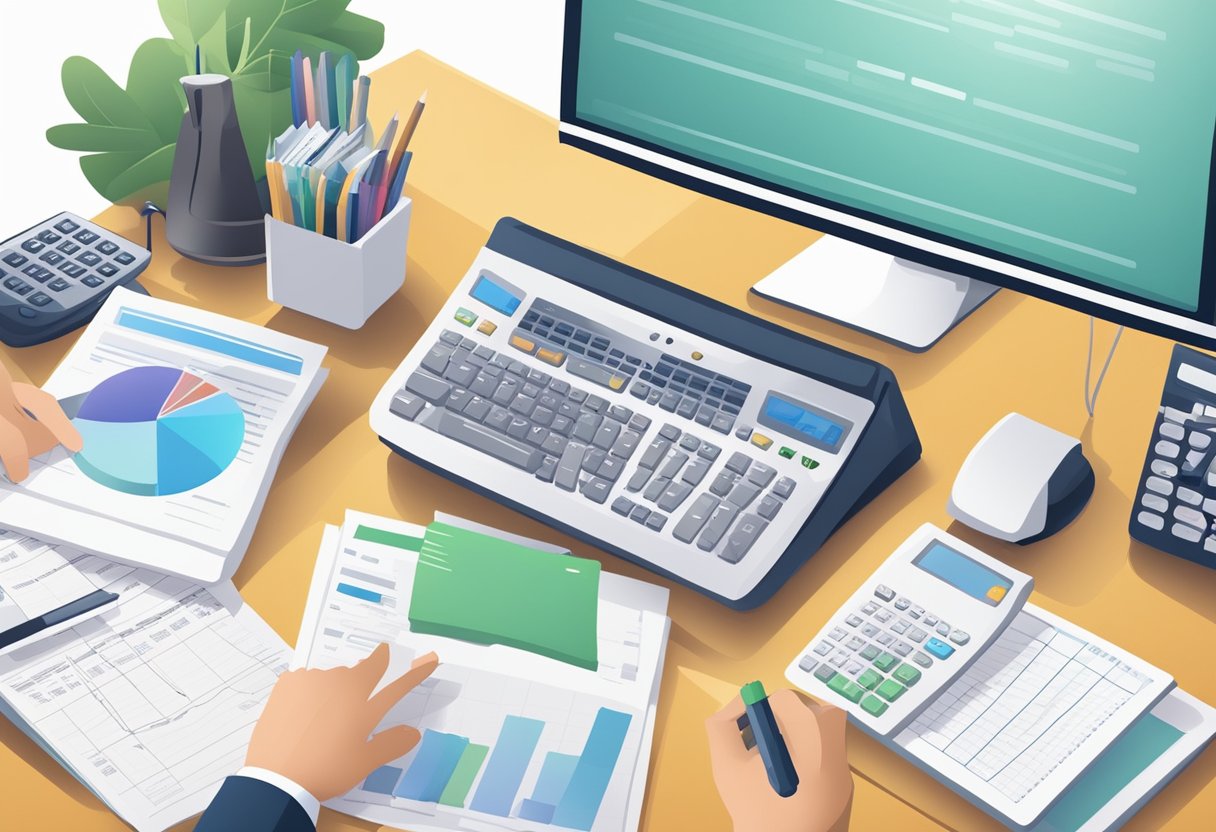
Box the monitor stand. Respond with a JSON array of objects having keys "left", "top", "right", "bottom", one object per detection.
[{"left": 751, "top": 235, "right": 999, "bottom": 352}]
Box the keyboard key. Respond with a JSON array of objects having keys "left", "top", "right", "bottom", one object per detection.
[
  {"left": 390, "top": 391, "right": 425, "bottom": 421},
  {"left": 678, "top": 398, "right": 699, "bottom": 419},
  {"left": 82, "top": 275, "right": 104, "bottom": 288},
  {"left": 1155, "top": 441, "right": 1180, "bottom": 459},
  {"left": 750, "top": 432, "right": 773, "bottom": 450},
  {"left": 625, "top": 467, "right": 653, "bottom": 493},
  {"left": 597, "top": 455, "right": 625, "bottom": 482},
  {"left": 628, "top": 413, "right": 651, "bottom": 433},
  {"left": 506, "top": 417, "right": 530, "bottom": 440},
  {"left": 747, "top": 463, "right": 776, "bottom": 487},
  {"left": 629, "top": 505, "right": 651, "bottom": 524},
  {"left": 405, "top": 372, "right": 451, "bottom": 403},
  {"left": 644, "top": 512, "right": 667, "bottom": 531},
  {"left": 611, "top": 496, "right": 634, "bottom": 516},
  {"left": 434, "top": 410, "right": 543, "bottom": 472},
  {"left": 709, "top": 471, "right": 735, "bottom": 497},
  {"left": 611, "top": 429, "right": 641, "bottom": 459},
  {"left": 725, "top": 452, "right": 751, "bottom": 475},
  {"left": 710, "top": 412, "right": 735, "bottom": 434},
  {"left": 681, "top": 458, "right": 711, "bottom": 486},
  {"left": 673, "top": 493, "right": 719, "bottom": 542},
  {"left": 719, "top": 513, "right": 767, "bottom": 563},
  {"left": 1137, "top": 511, "right": 1164, "bottom": 530},
  {"left": 678, "top": 434, "right": 700, "bottom": 452},
  {"left": 555, "top": 442, "right": 587, "bottom": 491},
  {"left": 1160, "top": 422, "right": 1186, "bottom": 440},
  {"left": 757, "top": 495, "right": 781, "bottom": 520},
  {"left": 581, "top": 477, "right": 612, "bottom": 504},
  {"left": 924, "top": 638, "right": 955, "bottom": 660},
  {"left": 593, "top": 420, "right": 621, "bottom": 450},
  {"left": 638, "top": 439, "right": 671, "bottom": 470},
  {"left": 659, "top": 451, "right": 689, "bottom": 480},
  {"left": 582, "top": 448, "right": 607, "bottom": 475},
  {"left": 874, "top": 610, "right": 893, "bottom": 624},
  {"left": 656, "top": 480, "right": 693, "bottom": 512},
  {"left": 698, "top": 442, "right": 720, "bottom": 461},
  {"left": 726, "top": 481, "right": 761, "bottom": 509}
]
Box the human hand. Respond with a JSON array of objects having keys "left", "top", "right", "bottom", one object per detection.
[
  {"left": 707, "top": 689, "right": 853, "bottom": 832},
  {"left": 246, "top": 643, "right": 440, "bottom": 802},
  {"left": 0, "top": 360, "right": 82, "bottom": 482}
]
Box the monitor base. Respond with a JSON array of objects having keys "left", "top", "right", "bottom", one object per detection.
[{"left": 751, "top": 235, "right": 998, "bottom": 352}]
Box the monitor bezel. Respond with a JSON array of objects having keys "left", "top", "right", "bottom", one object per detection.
[{"left": 559, "top": 0, "right": 1216, "bottom": 349}]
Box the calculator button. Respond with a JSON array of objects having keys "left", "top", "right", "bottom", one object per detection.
[
  {"left": 925, "top": 638, "right": 955, "bottom": 659},
  {"left": 828, "top": 627, "right": 847, "bottom": 642},
  {"left": 1177, "top": 487, "right": 1202, "bottom": 506},
  {"left": 18, "top": 307, "right": 36, "bottom": 319},
  {"left": 873, "top": 652, "right": 898, "bottom": 672},
  {"left": 912, "top": 651, "right": 933, "bottom": 668},
  {"left": 82, "top": 275, "right": 104, "bottom": 288},
  {"left": 845, "top": 636, "right": 866, "bottom": 652},
  {"left": 923, "top": 614, "right": 938, "bottom": 627},
  {"left": 4, "top": 276, "right": 22, "bottom": 290},
  {"left": 1154, "top": 441, "right": 1181, "bottom": 459},
  {"left": 829, "top": 651, "right": 847, "bottom": 668},
  {"left": 1206, "top": 536, "right": 1216, "bottom": 554},
  {"left": 22, "top": 265, "right": 50, "bottom": 282},
  {"left": 1171, "top": 522, "right": 1202, "bottom": 542},
  {"left": 894, "top": 596, "right": 911, "bottom": 611},
  {"left": 935, "top": 622, "right": 951, "bottom": 636},
  {"left": 859, "top": 645, "right": 880, "bottom": 661},
  {"left": 813, "top": 641, "right": 833, "bottom": 656},
  {"left": 861, "top": 602, "right": 878, "bottom": 615},
  {"left": 845, "top": 614, "right": 862, "bottom": 627},
  {"left": 59, "top": 263, "right": 86, "bottom": 278},
  {"left": 907, "top": 626, "right": 927, "bottom": 643},
  {"left": 73, "top": 229, "right": 100, "bottom": 244},
  {"left": 890, "top": 620, "right": 909, "bottom": 635},
  {"left": 861, "top": 624, "right": 879, "bottom": 638},
  {"left": 40, "top": 252, "right": 64, "bottom": 265},
  {"left": 1136, "top": 511, "right": 1164, "bottom": 530},
  {"left": 908, "top": 606, "right": 924, "bottom": 619},
  {"left": 28, "top": 293, "right": 53, "bottom": 307},
  {"left": 36, "top": 230, "right": 60, "bottom": 244},
  {"left": 874, "top": 609, "right": 893, "bottom": 623},
  {"left": 56, "top": 241, "right": 80, "bottom": 255},
  {"left": 860, "top": 694, "right": 888, "bottom": 717},
  {"left": 856, "top": 669, "right": 882, "bottom": 690},
  {"left": 1150, "top": 459, "right": 1178, "bottom": 478},
  {"left": 875, "top": 632, "right": 894, "bottom": 646},
  {"left": 812, "top": 663, "right": 837, "bottom": 683},
  {"left": 115, "top": 251, "right": 136, "bottom": 265},
  {"left": 1141, "top": 494, "right": 1169, "bottom": 513},
  {"left": 876, "top": 679, "right": 906, "bottom": 702},
  {"left": 3, "top": 252, "right": 27, "bottom": 267},
  {"left": 891, "top": 641, "right": 911, "bottom": 657},
  {"left": 48, "top": 278, "right": 71, "bottom": 292},
  {"left": 21, "top": 239, "right": 45, "bottom": 253},
  {"left": 892, "top": 663, "right": 922, "bottom": 687},
  {"left": 1173, "top": 505, "right": 1206, "bottom": 529},
  {"left": 825, "top": 673, "right": 865, "bottom": 703},
  {"left": 96, "top": 240, "right": 120, "bottom": 255},
  {"left": 77, "top": 251, "right": 102, "bottom": 266},
  {"left": 948, "top": 630, "right": 970, "bottom": 645},
  {"left": 874, "top": 584, "right": 895, "bottom": 602},
  {"left": 97, "top": 263, "right": 120, "bottom": 277},
  {"left": 798, "top": 655, "right": 818, "bottom": 673},
  {"left": 1190, "top": 432, "right": 1212, "bottom": 449},
  {"left": 1160, "top": 422, "right": 1185, "bottom": 441},
  {"left": 844, "top": 661, "right": 863, "bottom": 677},
  {"left": 54, "top": 218, "right": 80, "bottom": 234}
]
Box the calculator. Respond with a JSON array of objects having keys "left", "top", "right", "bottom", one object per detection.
[
  {"left": 0, "top": 212, "right": 150, "bottom": 346},
  {"left": 785, "top": 524, "right": 1032, "bottom": 735},
  {"left": 1129, "top": 343, "right": 1216, "bottom": 568}
]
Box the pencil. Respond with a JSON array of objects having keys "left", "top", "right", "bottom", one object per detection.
[
  {"left": 302, "top": 56, "right": 316, "bottom": 126},
  {"left": 399, "top": 90, "right": 428, "bottom": 150}
]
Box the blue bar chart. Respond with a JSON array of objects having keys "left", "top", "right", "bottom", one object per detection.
[{"left": 360, "top": 707, "right": 634, "bottom": 830}]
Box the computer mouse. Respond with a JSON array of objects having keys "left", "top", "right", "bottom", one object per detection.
[{"left": 948, "top": 413, "right": 1095, "bottom": 544}]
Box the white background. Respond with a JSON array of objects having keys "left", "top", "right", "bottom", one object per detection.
[{"left": 0, "top": 0, "right": 564, "bottom": 232}]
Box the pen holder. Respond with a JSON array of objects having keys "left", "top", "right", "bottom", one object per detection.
[{"left": 265, "top": 197, "right": 412, "bottom": 329}]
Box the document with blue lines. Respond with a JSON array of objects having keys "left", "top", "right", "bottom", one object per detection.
[
  {"left": 294, "top": 510, "right": 671, "bottom": 832},
  {"left": 0, "top": 287, "right": 327, "bottom": 581}
]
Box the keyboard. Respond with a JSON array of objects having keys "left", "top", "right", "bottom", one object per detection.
[
  {"left": 371, "top": 218, "right": 921, "bottom": 607},
  {"left": 1129, "top": 344, "right": 1216, "bottom": 568},
  {"left": 0, "top": 212, "right": 150, "bottom": 346}
]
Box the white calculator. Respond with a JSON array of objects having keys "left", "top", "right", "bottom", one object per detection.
[{"left": 786, "top": 524, "right": 1032, "bottom": 735}]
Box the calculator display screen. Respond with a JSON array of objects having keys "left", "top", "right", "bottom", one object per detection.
[
  {"left": 470, "top": 272, "right": 524, "bottom": 316},
  {"left": 913, "top": 542, "right": 1013, "bottom": 606},
  {"left": 758, "top": 393, "right": 852, "bottom": 452}
]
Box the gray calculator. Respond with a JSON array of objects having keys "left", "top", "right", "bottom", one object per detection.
[{"left": 0, "top": 211, "right": 150, "bottom": 346}]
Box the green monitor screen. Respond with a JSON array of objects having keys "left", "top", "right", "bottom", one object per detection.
[{"left": 562, "top": 1, "right": 1216, "bottom": 342}]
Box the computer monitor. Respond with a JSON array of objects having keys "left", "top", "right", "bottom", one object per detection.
[{"left": 560, "top": 1, "right": 1216, "bottom": 351}]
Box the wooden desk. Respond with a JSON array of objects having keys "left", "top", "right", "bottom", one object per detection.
[{"left": 4, "top": 51, "right": 1213, "bottom": 831}]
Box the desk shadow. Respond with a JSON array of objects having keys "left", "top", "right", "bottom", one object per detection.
[
  {"left": 165, "top": 257, "right": 275, "bottom": 322},
  {"left": 263, "top": 286, "right": 428, "bottom": 373},
  {"left": 744, "top": 287, "right": 1020, "bottom": 392},
  {"left": 1129, "top": 539, "right": 1216, "bottom": 626},
  {"left": 1123, "top": 743, "right": 1216, "bottom": 831}
]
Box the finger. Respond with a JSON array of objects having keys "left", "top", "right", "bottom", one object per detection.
[
  {"left": 705, "top": 695, "right": 750, "bottom": 765},
  {"left": 361, "top": 724, "right": 422, "bottom": 771},
  {"left": 813, "top": 702, "right": 849, "bottom": 771},
  {"left": 0, "top": 420, "right": 31, "bottom": 483},
  {"left": 14, "top": 385, "right": 82, "bottom": 453},
  {"left": 351, "top": 642, "right": 391, "bottom": 686},
  {"left": 367, "top": 651, "right": 439, "bottom": 717}
]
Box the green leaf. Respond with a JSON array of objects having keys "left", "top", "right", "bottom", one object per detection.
[
  {"left": 60, "top": 57, "right": 156, "bottom": 132},
  {"left": 317, "top": 11, "right": 385, "bottom": 58},
  {"left": 126, "top": 39, "right": 190, "bottom": 143},
  {"left": 46, "top": 123, "right": 161, "bottom": 152}
]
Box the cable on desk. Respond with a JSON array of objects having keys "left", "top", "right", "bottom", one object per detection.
[
  {"left": 1083, "top": 316, "right": 1124, "bottom": 419},
  {"left": 140, "top": 201, "right": 167, "bottom": 252}
]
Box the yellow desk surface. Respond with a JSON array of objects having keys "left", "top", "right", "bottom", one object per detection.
[{"left": 4, "top": 50, "right": 1215, "bottom": 831}]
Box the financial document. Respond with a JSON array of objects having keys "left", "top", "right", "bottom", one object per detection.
[
  {"left": 295, "top": 511, "right": 671, "bottom": 832},
  {"left": 0, "top": 549, "right": 291, "bottom": 832},
  {"left": 0, "top": 288, "right": 327, "bottom": 582},
  {"left": 896, "top": 603, "right": 1172, "bottom": 826}
]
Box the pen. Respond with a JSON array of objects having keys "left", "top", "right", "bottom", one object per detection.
[
  {"left": 0, "top": 589, "right": 119, "bottom": 651},
  {"left": 740, "top": 680, "right": 799, "bottom": 797}
]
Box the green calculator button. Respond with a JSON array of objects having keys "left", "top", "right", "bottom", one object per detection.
[
  {"left": 826, "top": 672, "right": 865, "bottom": 704},
  {"left": 873, "top": 652, "right": 898, "bottom": 672},
  {"left": 454, "top": 307, "right": 478, "bottom": 326},
  {"left": 876, "top": 678, "right": 906, "bottom": 702},
  {"left": 860, "top": 645, "right": 880, "bottom": 661},
  {"left": 893, "top": 663, "right": 922, "bottom": 687},
  {"left": 860, "top": 694, "right": 889, "bottom": 717},
  {"left": 801, "top": 456, "right": 819, "bottom": 469},
  {"left": 856, "top": 669, "right": 882, "bottom": 691},
  {"left": 778, "top": 446, "right": 796, "bottom": 459}
]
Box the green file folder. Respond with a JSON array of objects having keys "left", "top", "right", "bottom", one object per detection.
[{"left": 409, "top": 522, "right": 599, "bottom": 669}]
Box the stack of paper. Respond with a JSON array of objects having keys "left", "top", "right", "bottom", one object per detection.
[
  {"left": 295, "top": 510, "right": 671, "bottom": 832},
  {"left": 411, "top": 522, "right": 600, "bottom": 670},
  {"left": 0, "top": 529, "right": 291, "bottom": 832},
  {"left": 0, "top": 288, "right": 328, "bottom": 583}
]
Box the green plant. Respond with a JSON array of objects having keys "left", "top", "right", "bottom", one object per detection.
[{"left": 46, "top": 0, "right": 384, "bottom": 204}]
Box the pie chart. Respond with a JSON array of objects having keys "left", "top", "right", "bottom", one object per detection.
[{"left": 70, "top": 366, "right": 246, "bottom": 496}]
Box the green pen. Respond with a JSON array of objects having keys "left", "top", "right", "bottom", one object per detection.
[{"left": 741, "top": 680, "right": 799, "bottom": 797}]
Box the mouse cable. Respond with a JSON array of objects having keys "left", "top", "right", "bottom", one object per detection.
[
  {"left": 140, "top": 201, "right": 167, "bottom": 252},
  {"left": 1084, "top": 315, "right": 1124, "bottom": 418}
]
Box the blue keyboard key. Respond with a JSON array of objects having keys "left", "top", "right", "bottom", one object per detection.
[{"left": 924, "top": 637, "right": 955, "bottom": 660}]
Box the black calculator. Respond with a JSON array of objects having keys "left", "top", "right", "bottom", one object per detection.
[
  {"left": 1130, "top": 343, "right": 1216, "bottom": 569},
  {"left": 0, "top": 212, "right": 150, "bottom": 347}
]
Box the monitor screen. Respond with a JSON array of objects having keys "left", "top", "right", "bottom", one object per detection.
[{"left": 564, "top": 1, "right": 1216, "bottom": 321}]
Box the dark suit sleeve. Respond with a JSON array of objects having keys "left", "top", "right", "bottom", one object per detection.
[{"left": 195, "top": 775, "right": 316, "bottom": 832}]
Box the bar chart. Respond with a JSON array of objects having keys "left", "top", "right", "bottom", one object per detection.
[{"left": 361, "top": 706, "right": 633, "bottom": 830}]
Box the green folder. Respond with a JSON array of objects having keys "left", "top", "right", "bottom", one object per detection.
[{"left": 409, "top": 522, "right": 600, "bottom": 669}]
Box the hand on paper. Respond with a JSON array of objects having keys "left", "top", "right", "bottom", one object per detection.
[
  {"left": 0, "top": 359, "right": 82, "bottom": 482},
  {"left": 246, "top": 643, "right": 440, "bottom": 802},
  {"left": 707, "top": 689, "right": 853, "bottom": 832}
]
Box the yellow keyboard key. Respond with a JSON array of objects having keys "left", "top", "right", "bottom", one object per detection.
[
  {"left": 477, "top": 319, "right": 497, "bottom": 336},
  {"left": 750, "top": 433, "right": 773, "bottom": 450},
  {"left": 509, "top": 334, "right": 537, "bottom": 354},
  {"left": 537, "top": 347, "right": 566, "bottom": 366}
]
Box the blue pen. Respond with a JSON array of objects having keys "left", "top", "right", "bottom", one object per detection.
[{"left": 741, "top": 680, "right": 799, "bottom": 797}]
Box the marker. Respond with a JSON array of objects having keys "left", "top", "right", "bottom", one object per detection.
[{"left": 740, "top": 680, "right": 799, "bottom": 797}]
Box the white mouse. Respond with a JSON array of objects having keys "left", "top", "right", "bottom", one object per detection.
[{"left": 948, "top": 413, "right": 1094, "bottom": 544}]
